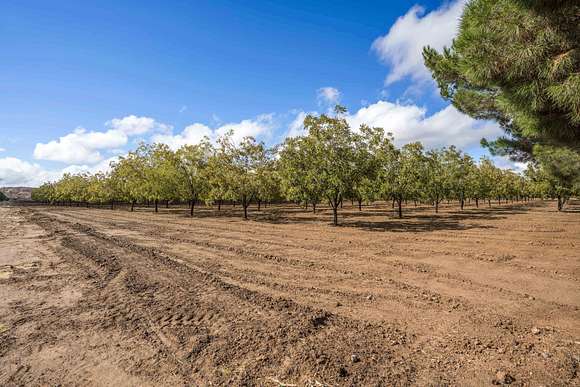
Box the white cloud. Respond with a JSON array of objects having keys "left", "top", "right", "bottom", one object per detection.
[
  {"left": 60, "top": 156, "right": 119, "bottom": 176},
  {"left": 153, "top": 114, "right": 275, "bottom": 150},
  {"left": 152, "top": 123, "right": 214, "bottom": 150},
  {"left": 0, "top": 147, "right": 5, "bottom": 152},
  {"left": 33, "top": 115, "right": 170, "bottom": 164},
  {"left": 215, "top": 114, "right": 275, "bottom": 142},
  {"left": 346, "top": 100, "right": 502, "bottom": 149},
  {"left": 317, "top": 87, "right": 341, "bottom": 107},
  {"left": 179, "top": 105, "right": 188, "bottom": 113},
  {"left": 372, "top": 0, "right": 465, "bottom": 85},
  {"left": 33, "top": 127, "right": 128, "bottom": 164},
  {"left": 0, "top": 155, "right": 121, "bottom": 187},
  {"left": 284, "top": 110, "right": 321, "bottom": 138},
  {"left": 491, "top": 156, "right": 528, "bottom": 174},
  {"left": 286, "top": 111, "right": 309, "bottom": 138},
  {"left": 0, "top": 157, "right": 57, "bottom": 186},
  {"left": 106, "top": 115, "right": 170, "bottom": 135}
]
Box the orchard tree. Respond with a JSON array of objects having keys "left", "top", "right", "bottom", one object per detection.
[
  {"left": 278, "top": 136, "right": 324, "bottom": 213},
  {"left": 302, "top": 106, "right": 358, "bottom": 225},
  {"left": 216, "top": 133, "right": 268, "bottom": 219},
  {"left": 349, "top": 125, "right": 389, "bottom": 211},
  {"left": 255, "top": 148, "right": 280, "bottom": 210},
  {"left": 533, "top": 145, "right": 580, "bottom": 210},
  {"left": 379, "top": 142, "right": 426, "bottom": 219},
  {"left": 110, "top": 153, "right": 148, "bottom": 211},
  {"left": 424, "top": 148, "right": 450, "bottom": 213},
  {"left": 443, "top": 146, "right": 475, "bottom": 211},
  {"left": 86, "top": 172, "right": 114, "bottom": 208},
  {"left": 136, "top": 143, "right": 179, "bottom": 212},
  {"left": 173, "top": 140, "right": 213, "bottom": 216},
  {"left": 476, "top": 157, "right": 500, "bottom": 207}
]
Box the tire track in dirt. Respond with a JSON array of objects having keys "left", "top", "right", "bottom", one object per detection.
[
  {"left": 25, "top": 206, "right": 580, "bottom": 385},
  {"left": 27, "top": 210, "right": 419, "bottom": 386}
]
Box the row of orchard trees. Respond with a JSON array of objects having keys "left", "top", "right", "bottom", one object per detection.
[{"left": 32, "top": 108, "right": 576, "bottom": 225}]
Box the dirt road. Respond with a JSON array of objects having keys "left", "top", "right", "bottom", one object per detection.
[{"left": 1, "top": 201, "right": 579, "bottom": 386}]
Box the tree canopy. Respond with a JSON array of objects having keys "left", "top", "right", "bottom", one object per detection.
[
  {"left": 32, "top": 106, "right": 578, "bottom": 225},
  {"left": 423, "top": 0, "right": 579, "bottom": 159}
]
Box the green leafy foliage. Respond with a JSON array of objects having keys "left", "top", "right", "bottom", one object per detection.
[
  {"left": 423, "top": 0, "right": 580, "bottom": 159},
  {"left": 31, "top": 106, "right": 576, "bottom": 219}
]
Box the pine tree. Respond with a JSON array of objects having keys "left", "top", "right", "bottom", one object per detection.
[{"left": 423, "top": 0, "right": 580, "bottom": 159}]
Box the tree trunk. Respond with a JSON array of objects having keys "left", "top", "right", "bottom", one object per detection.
[
  {"left": 435, "top": 199, "right": 439, "bottom": 213},
  {"left": 557, "top": 196, "right": 563, "bottom": 211},
  {"left": 358, "top": 199, "right": 362, "bottom": 211},
  {"left": 397, "top": 198, "right": 403, "bottom": 219},
  {"left": 242, "top": 196, "right": 248, "bottom": 219},
  {"left": 190, "top": 199, "right": 195, "bottom": 217},
  {"left": 154, "top": 199, "right": 158, "bottom": 213},
  {"left": 257, "top": 200, "right": 261, "bottom": 211},
  {"left": 475, "top": 198, "right": 479, "bottom": 208},
  {"left": 218, "top": 200, "right": 221, "bottom": 211},
  {"left": 460, "top": 192, "right": 464, "bottom": 211},
  {"left": 312, "top": 202, "right": 316, "bottom": 214},
  {"left": 332, "top": 206, "right": 338, "bottom": 226},
  {"left": 166, "top": 200, "right": 169, "bottom": 208},
  {"left": 488, "top": 199, "right": 491, "bottom": 207},
  {"left": 131, "top": 200, "right": 135, "bottom": 212},
  {"left": 111, "top": 200, "right": 114, "bottom": 210}
]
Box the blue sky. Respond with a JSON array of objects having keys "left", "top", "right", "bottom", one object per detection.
[{"left": 0, "top": 0, "right": 517, "bottom": 186}]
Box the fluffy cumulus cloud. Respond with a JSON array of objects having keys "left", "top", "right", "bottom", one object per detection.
[
  {"left": 106, "top": 115, "right": 170, "bottom": 135},
  {"left": 152, "top": 123, "right": 214, "bottom": 150},
  {"left": 491, "top": 156, "right": 528, "bottom": 174},
  {"left": 33, "top": 115, "right": 168, "bottom": 164},
  {"left": 0, "top": 156, "right": 120, "bottom": 187},
  {"left": 33, "top": 127, "right": 128, "bottom": 164},
  {"left": 372, "top": 0, "right": 465, "bottom": 85},
  {"left": 153, "top": 114, "right": 275, "bottom": 150},
  {"left": 345, "top": 100, "right": 501, "bottom": 149},
  {"left": 0, "top": 157, "right": 58, "bottom": 186},
  {"left": 59, "top": 156, "right": 119, "bottom": 176},
  {"left": 317, "top": 87, "right": 341, "bottom": 107}
]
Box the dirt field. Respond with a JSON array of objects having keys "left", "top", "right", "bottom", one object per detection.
[{"left": 1, "top": 200, "right": 579, "bottom": 386}]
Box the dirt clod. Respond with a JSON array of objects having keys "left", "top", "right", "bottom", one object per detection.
[{"left": 493, "top": 370, "right": 515, "bottom": 385}]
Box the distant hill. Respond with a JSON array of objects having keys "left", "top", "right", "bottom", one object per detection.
[{"left": 0, "top": 187, "right": 33, "bottom": 200}]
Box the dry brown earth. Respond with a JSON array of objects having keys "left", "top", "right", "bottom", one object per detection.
[{"left": 0, "top": 200, "right": 578, "bottom": 386}]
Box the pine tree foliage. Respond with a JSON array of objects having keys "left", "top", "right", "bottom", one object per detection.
[{"left": 423, "top": 0, "right": 580, "bottom": 158}]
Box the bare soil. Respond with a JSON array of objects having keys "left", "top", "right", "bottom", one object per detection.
[{"left": 0, "top": 200, "right": 579, "bottom": 386}]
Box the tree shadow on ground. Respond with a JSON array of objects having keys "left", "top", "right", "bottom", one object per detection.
[
  {"left": 257, "top": 203, "right": 536, "bottom": 232},
  {"left": 45, "top": 200, "right": 554, "bottom": 234}
]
